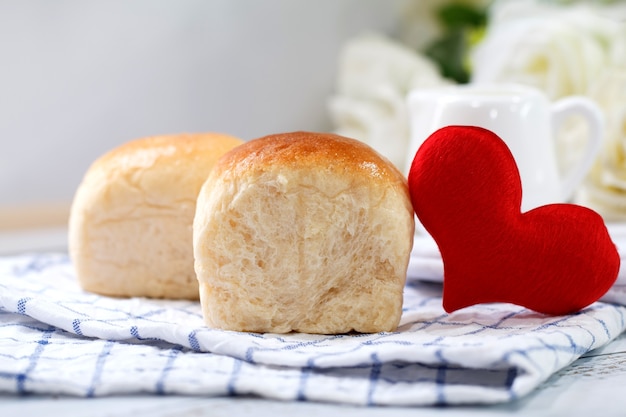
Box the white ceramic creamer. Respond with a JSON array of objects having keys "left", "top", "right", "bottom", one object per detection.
[{"left": 406, "top": 83, "right": 604, "bottom": 212}]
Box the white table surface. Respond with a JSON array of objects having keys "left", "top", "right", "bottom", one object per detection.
[{"left": 2, "top": 228, "right": 626, "bottom": 416}]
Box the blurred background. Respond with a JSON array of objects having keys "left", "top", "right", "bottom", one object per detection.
[
  {"left": 1, "top": 0, "right": 625, "bottom": 241},
  {"left": 0, "top": 0, "right": 410, "bottom": 229}
]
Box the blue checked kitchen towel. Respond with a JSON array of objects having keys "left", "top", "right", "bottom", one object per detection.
[{"left": 1, "top": 253, "right": 625, "bottom": 406}]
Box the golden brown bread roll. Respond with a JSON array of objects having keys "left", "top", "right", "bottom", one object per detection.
[
  {"left": 193, "top": 131, "right": 415, "bottom": 333},
  {"left": 69, "top": 132, "right": 243, "bottom": 299}
]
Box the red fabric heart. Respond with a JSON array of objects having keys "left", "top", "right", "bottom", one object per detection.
[{"left": 408, "top": 125, "right": 619, "bottom": 315}]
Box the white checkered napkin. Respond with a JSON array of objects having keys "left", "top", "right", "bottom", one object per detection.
[{"left": 0, "top": 254, "right": 625, "bottom": 406}]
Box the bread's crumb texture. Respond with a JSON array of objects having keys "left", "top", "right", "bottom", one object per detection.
[{"left": 194, "top": 132, "right": 414, "bottom": 333}]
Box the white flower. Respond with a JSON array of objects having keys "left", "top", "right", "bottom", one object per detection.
[
  {"left": 328, "top": 33, "right": 450, "bottom": 171},
  {"left": 471, "top": 0, "right": 626, "bottom": 100}
]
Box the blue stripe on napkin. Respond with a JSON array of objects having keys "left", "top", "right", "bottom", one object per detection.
[{"left": 0, "top": 253, "right": 624, "bottom": 405}]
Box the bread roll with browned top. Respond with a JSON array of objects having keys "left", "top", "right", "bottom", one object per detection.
[
  {"left": 193, "top": 131, "right": 415, "bottom": 334},
  {"left": 69, "top": 133, "right": 243, "bottom": 299}
]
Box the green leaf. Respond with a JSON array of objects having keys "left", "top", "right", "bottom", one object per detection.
[
  {"left": 421, "top": 2, "right": 489, "bottom": 83},
  {"left": 437, "top": 3, "right": 487, "bottom": 29},
  {"left": 424, "top": 29, "right": 470, "bottom": 84}
]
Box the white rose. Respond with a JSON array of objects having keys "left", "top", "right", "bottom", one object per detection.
[
  {"left": 471, "top": 0, "right": 626, "bottom": 100},
  {"left": 329, "top": 33, "right": 450, "bottom": 171}
]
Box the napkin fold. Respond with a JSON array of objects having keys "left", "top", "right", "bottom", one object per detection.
[{"left": 1, "top": 253, "right": 625, "bottom": 406}]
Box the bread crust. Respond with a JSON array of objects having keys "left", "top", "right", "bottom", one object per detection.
[
  {"left": 194, "top": 131, "right": 414, "bottom": 333},
  {"left": 212, "top": 131, "right": 405, "bottom": 186},
  {"left": 69, "top": 132, "right": 243, "bottom": 299}
]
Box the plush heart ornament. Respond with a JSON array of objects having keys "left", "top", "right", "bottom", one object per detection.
[{"left": 408, "top": 125, "right": 620, "bottom": 315}]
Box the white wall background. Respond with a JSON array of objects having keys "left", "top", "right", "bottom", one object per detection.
[{"left": 0, "top": 0, "right": 409, "bottom": 206}]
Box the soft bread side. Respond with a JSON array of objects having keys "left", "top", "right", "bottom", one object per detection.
[
  {"left": 193, "top": 131, "right": 415, "bottom": 333},
  {"left": 69, "top": 133, "right": 243, "bottom": 299}
]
